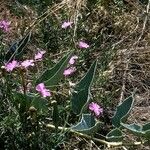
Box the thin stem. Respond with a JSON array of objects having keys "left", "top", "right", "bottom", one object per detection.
[{"left": 19, "top": 70, "right": 27, "bottom": 95}]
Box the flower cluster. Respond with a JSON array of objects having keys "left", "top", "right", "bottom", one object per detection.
[
  {"left": 61, "top": 21, "right": 89, "bottom": 49},
  {"left": 63, "top": 55, "right": 78, "bottom": 76},
  {"left": 61, "top": 21, "right": 89, "bottom": 77},
  {"left": 2, "top": 49, "right": 46, "bottom": 72}
]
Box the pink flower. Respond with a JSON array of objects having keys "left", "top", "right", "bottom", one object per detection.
[
  {"left": 2, "top": 60, "right": 18, "bottom": 72},
  {"left": 89, "top": 102, "right": 103, "bottom": 117},
  {"left": 0, "top": 20, "right": 10, "bottom": 32},
  {"left": 34, "top": 50, "right": 46, "bottom": 60},
  {"left": 62, "top": 21, "right": 73, "bottom": 29},
  {"left": 21, "top": 59, "right": 34, "bottom": 68},
  {"left": 36, "top": 83, "right": 51, "bottom": 98},
  {"left": 78, "top": 41, "right": 89, "bottom": 49},
  {"left": 69, "top": 55, "right": 78, "bottom": 65},
  {"left": 63, "top": 67, "right": 76, "bottom": 76}
]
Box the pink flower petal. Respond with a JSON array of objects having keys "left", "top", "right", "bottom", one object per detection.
[
  {"left": 2, "top": 60, "right": 18, "bottom": 72},
  {"left": 62, "top": 21, "right": 73, "bottom": 29},
  {"left": 36, "top": 83, "right": 51, "bottom": 98},
  {"left": 41, "top": 89, "right": 51, "bottom": 97},
  {"left": 78, "top": 41, "right": 89, "bottom": 49},
  {"left": 0, "top": 20, "right": 10, "bottom": 32},
  {"left": 63, "top": 67, "right": 76, "bottom": 76},
  {"left": 69, "top": 55, "right": 78, "bottom": 65},
  {"left": 89, "top": 102, "right": 103, "bottom": 117},
  {"left": 36, "top": 83, "right": 45, "bottom": 92},
  {"left": 21, "top": 59, "right": 34, "bottom": 68},
  {"left": 34, "top": 50, "right": 46, "bottom": 60}
]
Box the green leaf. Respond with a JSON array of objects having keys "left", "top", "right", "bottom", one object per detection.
[
  {"left": 71, "top": 60, "right": 97, "bottom": 115},
  {"left": 5, "top": 31, "right": 31, "bottom": 61},
  {"left": 71, "top": 113, "right": 101, "bottom": 135},
  {"left": 112, "top": 95, "right": 134, "bottom": 128},
  {"left": 143, "top": 123, "right": 150, "bottom": 131},
  {"left": 51, "top": 100, "right": 59, "bottom": 132},
  {"left": 13, "top": 92, "right": 48, "bottom": 114},
  {"left": 77, "top": 60, "right": 97, "bottom": 89},
  {"left": 16, "top": 31, "right": 31, "bottom": 57},
  {"left": 36, "top": 53, "right": 69, "bottom": 83},
  {"left": 121, "top": 122, "right": 150, "bottom": 139},
  {"left": 30, "top": 95, "right": 48, "bottom": 114},
  {"left": 36, "top": 52, "right": 72, "bottom": 87},
  {"left": 43, "top": 0, "right": 52, "bottom": 5},
  {"left": 13, "top": 92, "right": 31, "bottom": 112},
  {"left": 121, "top": 123, "right": 142, "bottom": 136},
  {"left": 106, "top": 128, "right": 123, "bottom": 142},
  {"left": 145, "top": 130, "right": 150, "bottom": 139},
  {"left": 143, "top": 123, "right": 150, "bottom": 139}
]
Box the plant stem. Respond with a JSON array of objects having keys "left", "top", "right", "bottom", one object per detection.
[{"left": 46, "top": 124, "right": 144, "bottom": 147}]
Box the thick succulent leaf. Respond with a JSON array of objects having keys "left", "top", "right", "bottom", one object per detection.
[
  {"left": 121, "top": 123, "right": 142, "bottom": 136},
  {"left": 36, "top": 52, "right": 72, "bottom": 87},
  {"left": 121, "top": 122, "right": 150, "bottom": 139},
  {"left": 71, "top": 60, "right": 97, "bottom": 115},
  {"left": 143, "top": 123, "right": 150, "bottom": 139},
  {"left": 143, "top": 123, "right": 150, "bottom": 131},
  {"left": 112, "top": 95, "right": 134, "bottom": 128},
  {"left": 77, "top": 60, "right": 97, "bottom": 89},
  {"left": 71, "top": 113, "right": 100, "bottom": 135},
  {"left": 144, "top": 130, "right": 150, "bottom": 139},
  {"left": 106, "top": 128, "right": 123, "bottom": 142},
  {"left": 5, "top": 31, "right": 31, "bottom": 61},
  {"left": 72, "top": 88, "right": 90, "bottom": 115}
]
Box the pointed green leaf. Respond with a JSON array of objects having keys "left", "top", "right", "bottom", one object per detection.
[
  {"left": 5, "top": 31, "right": 31, "bottom": 61},
  {"left": 16, "top": 31, "right": 31, "bottom": 57},
  {"left": 36, "top": 52, "right": 72, "bottom": 87},
  {"left": 36, "top": 53, "right": 71, "bottom": 84},
  {"left": 71, "top": 113, "right": 101, "bottom": 135},
  {"left": 112, "top": 95, "right": 134, "bottom": 128},
  {"left": 106, "top": 128, "right": 123, "bottom": 142},
  {"left": 71, "top": 60, "right": 97, "bottom": 115}
]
